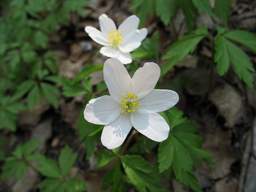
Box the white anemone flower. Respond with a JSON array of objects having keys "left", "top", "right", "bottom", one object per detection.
[
  {"left": 85, "top": 14, "right": 147, "bottom": 64},
  {"left": 84, "top": 59, "right": 179, "bottom": 149}
]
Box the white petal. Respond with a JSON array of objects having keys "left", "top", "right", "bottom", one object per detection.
[
  {"left": 132, "top": 62, "right": 160, "bottom": 98},
  {"left": 99, "top": 14, "right": 116, "bottom": 35},
  {"left": 85, "top": 26, "right": 109, "bottom": 46},
  {"left": 100, "top": 47, "right": 132, "bottom": 64},
  {"left": 119, "top": 42, "right": 141, "bottom": 53},
  {"left": 104, "top": 58, "right": 132, "bottom": 101},
  {"left": 117, "top": 51, "right": 132, "bottom": 64},
  {"left": 101, "top": 115, "right": 132, "bottom": 149},
  {"left": 139, "top": 89, "right": 179, "bottom": 113},
  {"left": 120, "top": 28, "right": 147, "bottom": 52},
  {"left": 118, "top": 15, "right": 139, "bottom": 35},
  {"left": 131, "top": 112, "right": 170, "bottom": 142},
  {"left": 100, "top": 47, "right": 119, "bottom": 57},
  {"left": 84, "top": 96, "right": 120, "bottom": 125}
]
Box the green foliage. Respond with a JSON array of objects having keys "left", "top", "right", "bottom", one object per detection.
[
  {"left": 35, "top": 146, "right": 86, "bottom": 192},
  {"left": 131, "top": 0, "right": 155, "bottom": 24},
  {"left": 60, "top": 64, "right": 103, "bottom": 97},
  {"left": 122, "top": 155, "right": 167, "bottom": 192},
  {"left": 0, "top": 95, "right": 24, "bottom": 131},
  {"left": 158, "top": 108, "right": 212, "bottom": 192},
  {"left": 156, "top": 0, "right": 177, "bottom": 25},
  {"left": 162, "top": 28, "right": 208, "bottom": 75},
  {"left": 0, "top": 0, "right": 89, "bottom": 113},
  {"left": 214, "top": 29, "right": 255, "bottom": 87},
  {"left": 214, "top": 0, "right": 231, "bottom": 25},
  {"left": 76, "top": 112, "right": 102, "bottom": 158},
  {"left": 191, "top": 0, "right": 215, "bottom": 18},
  {"left": 1, "top": 140, "right": 39, "bottom": 180},
  {"left": 132, "top": 32, "right": 160, "bottom": 61}
]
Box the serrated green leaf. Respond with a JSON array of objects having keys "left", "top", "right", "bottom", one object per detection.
[
  {"left": 27, "top": 85, "right": 42, "bottom": 109},
  {"left": 214, "top": 35, "right": 230, "bottom": 75},
  {"left": 34, "top": 31, "right": 48, "bottom": 48},
  {"left": 162, "top": 28, "right": 208, "bottom": 75},
  {"left": 1, "top": 158, "right": 28, "bottom": 180},
  {"left": 131, "top": 0, "right": 155, "bottom": 25},
  {"left": 122, "top": 155, "right": 167, "bottom": 192},
  {"left": 227, "top": 40, "right": 254, "bottom": 87},
  {"left": 192, "top": 0, "right": 215, "bottom": 17},
  {"left": 59, "top": 146, "right": 77, "bottom": 176},
  {"left": 158, "top": 136, "right": 174, "bottom": 172},
  {"left": 122, "top": 155, "right": 153, "bottom": 174},
  {"left": 214, "top": 0, "right": 231, "bottom": 25},
  {"left": 225, "top": 30, "right": 256, "bottom": 53},
  {"left": 156, "top": 0, "right": 177, "bottom": 25},
  {"left": 35, "top": 155, "right": 62, "bottom": 178},
  {"left": 178, "top": 0, "right": 198, "bottom": 29},
  {"left": 41, "top": 83, "right": 60, "bottom": 108},
  {"left": 97, "top": 150, "right": 115, "bottom": 168}
]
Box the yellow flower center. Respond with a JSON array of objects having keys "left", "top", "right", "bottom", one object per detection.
[
  {"left": 120, "top": 93, "right": 139, "bottom": 113},
  {"left": 108, "top": 30, "right": 123, "bottom": 47}
]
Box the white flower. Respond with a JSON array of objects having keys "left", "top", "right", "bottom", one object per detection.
[
  {"left": 84, "top": 58, "right": 179, "bottom": 149},
  {"left": 85, "top": 14, "right": 147, "bottom": 64}
]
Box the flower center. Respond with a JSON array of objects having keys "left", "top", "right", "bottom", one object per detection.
[
  {"left": 120, "top": 93, "right": 139, "bottom": 113},
  {"left": 108, "top": 30, "right": 123, "bottom": 47}
]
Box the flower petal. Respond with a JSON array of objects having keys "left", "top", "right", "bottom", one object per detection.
[
  {"left": 132, "top": 62, "right": 160, "bottom": 98},
  {"left": 117, "top": 51, "right": 132, "bottom": 64},
  {"left": 104, "top": 58, "right": 132, "bottom": 101},
  {"left": 99, "top": 14, "right": 116, "bottom": 35},
  {"left": 101, "top": 115, "right": 132, "bottom": 149},
  {"left": 100, "top": 47, "right": 118, "bottom": 57},
  {"left": 120, "top": 28, "right": 147, "bottom": 52},
  {"left": 84, "top": 96, "right": 120, "bottom": 125},
  {"left": 119, "top": 42, "right": 141, "bottom": 53},
  {"left": 118, "top": 15, "right": 139, "bottom": 35},
  {"left": 100, "top": 47, "right": 132, "bottom": 64},
  {"left": 139, "top": 89, "right": 179, "bottom": 113},
  {"left": 131, "top": 112, "right": 170, "bottom": 142},
  {"left": 85, "top": 26, "right": 109, "bottom": 46}
]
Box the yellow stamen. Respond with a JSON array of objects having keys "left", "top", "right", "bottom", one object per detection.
[
  {"left": 108, "top": 30, "right": 123, "bottom": 47},
  {"left": 120, "top": 93, "right": 139, "bottom": 113}
]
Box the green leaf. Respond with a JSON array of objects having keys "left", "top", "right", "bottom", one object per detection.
[
  {"left": 214, "top": 35, "right": 230, "bottom": 75},
  {"left": 1, "top": 158, "right": 28, "bottom": 180},
  {"left": 214, "top": 31, "right": 255, "bottom": 87},
  {"left": 13, "top": 80, "right": 35, "bottom": 100},
  {"left": 132, "top": 32, "right": 160, "bottom": 61},
  {"left": 103, "top": 164, "right": 125, "bottom": 192},
  {"left": 158, "top": 108, "right": 212, "bottom": 192},
  {"left": 97, "top": 150, "right": 115, "bottom": 168},
  {"left": 131, "top": 0, "right": 155, "bottom": 25},
  {"left": 0, "top": 110, "right": 16, "bottom": 131},
  {"left": 34, "top": 31, "right": 48, "bottom": 48},
  {"left": 35, "top": 155, "right": 62, "bottom": 178},
  {"left": 178, "top": 0, "right": 197, "bottom": 29},
  {"left": 59, "top": 146, "right": 77, "bottom": 176},
  {"left": 27, "top": 85, "right": 42, "bottom": 109},
  {"left": 158, "top": 136, "right": 175, "bottom": 172},
  {"left": 75, "top": 64, "right": 103, "bottom": 82},
  {"left": 214, "top": 0, "right": 231, "bottom": 24},
  {"left": 122, "top": 155, "right": 153, "bottom": 174},
  {"left": 174, "top": 168, "right": 202, "bottom": 192},
  {"left": 227, "top": 40, "right": 254, "bottom": 87},
  {"left": 122, "top": 155, "right": 166, "bottom": 192},
  {"left": 41, "top": 83, "right": 60, "bottom": 108},
  {"left": 192, "top": 0, "right": 215, "bottom": 17},
  {"left": 156, "top": 0, "right": 177, "bottom": 25},
  {"left": 224, "top": 30, "right": 256, "bottom": 53},
  {"left": 162, "top": 28, "right": 208, "bottom": 75}
]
